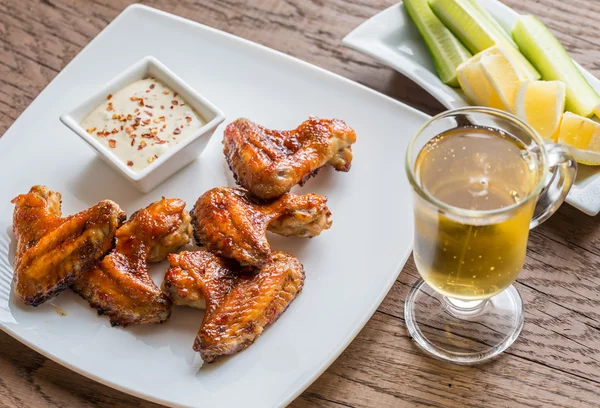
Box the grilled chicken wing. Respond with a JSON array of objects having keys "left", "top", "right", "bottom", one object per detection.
[
  {"left": 223, "top": 117, "right": 357, "bottom": 199},
  {"left": 72, "top": 198, "right": 192, "bottom": 326},
  {"left": 191, "top": 187, "right": 331, "bottom": 267},
  {"left": 12, "top": 186, "right": 125, "bottom": 306},
  {"left": 163, "top": 249, "right": 304, "bottom": 363}
]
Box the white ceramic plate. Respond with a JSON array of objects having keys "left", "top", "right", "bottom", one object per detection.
[
  {"left": 0, "top": 5, "right": 424, "bottom": 408},
  {"left": 343, "top": 0, "right": 600, "bottom": 216}
]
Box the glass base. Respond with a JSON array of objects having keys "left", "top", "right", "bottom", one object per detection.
[{"left": 404, "top": 279, "right": 524, "bottom": 364}]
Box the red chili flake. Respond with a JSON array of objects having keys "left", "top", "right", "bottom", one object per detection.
[
  {"left": 160, "top": 105, "right": 164, "bottom": 109},
  {"left": 108, "top": 139, "right": 116, "bottom": 148},
  {"left": 134, "top": 108, "right": 140, "bottom": 114},
  {"left": 135, "top": 117, "right": 141, "bottom": 123},
  {"left": 151, "top": 128, "right": 158, "bottom": 135},
  {"left": 145, "top": 90, "right": 150, "bottom": 93},
  {"left": 111, "top": 128, "right": 118, "bottom": 134},
  {"left": 127, "top": 114, "right": 133, "bottom": 121},
  {"left": 150, "top": 84, "right": 155, "bottom": 89},
  {"left": 125, "top": 127, "right": 133, "bottom": 134},
  {"left": 180, "top": 125, "right": 184, "bottom": 129},
  {"left": 86, "top": 127, "right": 97, "bottom": 134},
  {"left": 103, "top": 131, "right": 110, "bottom": 137},
  {"left": 144, "top": 110, "right": 153, "bottom": 117},
  {"left": 141, "top": 133, "right": 153, "bottom": 139},
  {"left": 107, "top": 94, "right": 113, "bottom": 100},
  {"left": 162, "top": 124, "right": 167, "bottom": 129},
  {"left": 142, "top": 118, "right": 151, "bottom": 125},
  {"left": 185, "top": 116, "right": 192, "bottom": 123},
  {"left": 120, "top": 125, "right": 124, "bottom": 131},
  {"left": 96, "top": 131, "right": 103, "bottom": 136},
  {"left": 127, "top": 160, "right": 133, "bottom": 166},
  {"left": 173, "top": 128, "right": 181, "bottom": 135},
  {"left": 138, "top": 140, "right": 147, "bottom": 150},
  {"left": 106, "top": 103, "right": 114, "bottom": 112},
  {"left": 155, "top": 138, "right": 167, "bottom": 144},
  {"left": 162, "top": 90, "right": 169, "bottom": 95},
  {"left": 180, "top": 103, "right": 185, "bottom": 106},
  {"left": 170, "top": 105, "right": 174, "bottom": 110},
  {"left": 146, "top": 105, "right": 154, "bottom": 109},
  {"left": 172, "top": 100, "right": 179, "bottom": 106},
  {"left": 119, "top": 114, "right": 127, "bottom": 122},
  {"left": 132, "top": 123, "right": 139, "bottom": 130},
  {"left": 173, "top": 92, "right": 178, "bottom": 97}
]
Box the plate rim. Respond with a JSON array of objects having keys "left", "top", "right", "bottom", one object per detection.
[{"left": 0, "top": 4, "right": 426, "bottom": 407}]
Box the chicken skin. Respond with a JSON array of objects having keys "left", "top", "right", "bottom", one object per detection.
[
  {"left": 191, "top": 187, "right": 332, "bottom": 267},
  {"left": 12, "top": 186, "right": 125, "bottom": 306},
  {"left": 163, "top": 249, "right": 305, "bottom": 363},
  {"left": 72, "top": 198, "right": 192, "bottom": 327},
  {"left": 223, "top": 117, "right": 357, "bottom": 199}
]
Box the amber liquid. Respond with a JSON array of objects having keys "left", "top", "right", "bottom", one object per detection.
[{"left": 413, "top": 127, "right": 539, "bottom": 300}]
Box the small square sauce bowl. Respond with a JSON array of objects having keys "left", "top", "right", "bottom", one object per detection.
[{"left": 60, "top": 56, "right": 225, "bottom": 193}]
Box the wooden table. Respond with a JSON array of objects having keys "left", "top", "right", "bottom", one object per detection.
[{"left": 1, "top": 0, "right": 599, "bottom": 406}]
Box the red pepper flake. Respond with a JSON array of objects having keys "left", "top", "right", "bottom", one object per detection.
[
  {"left": 180, "top": 103, "right": 185, "bottom": 106},
  {"left": 170, "top": 105, "right": 174, "bottom": 110},
  {"left": 162, "top": 90, "right": 169, "bottom": 95},
  {"left": 151, "top": 127, "right": 158, "bottom": 135},
  {"left": 134, "top": 108, "right": 140, "bottom": 114},
  {"left": 130, "top": 96, "right": 144, "bottom": 107},
  {"left": 132, "top": 123, "right": 139, "bottom": 130},
  {"left": 124, "top": 127, "right": 132, "bottom": 134},
  {"left": 155, "top": 138, "right": 167, "bottom": 144},
  {"left": 173, "top": 128, "right": 181, "bottom": 135},
  {"left": 106, "top": 102, "right": 114, "bottom": 112},
  {"left": 144, "top": 110, "right": 153, "bottom": 117},
  {"left": 127, "top": 160, "right": 133, "bottom": 166},
  {"left": 173, "top": 92, "right": 178, "bottom": 97},
  {"left": 185, "top": 116, "right": 192, "bottom": 123},
  {"left": 145, "top": 90, "right": 150, "bottom": 93},
  {"left": 107, "top": 94, "right": 113, "bottom": 100},
  {"left": 172, "top": 100, "right": 179, "bottom": 106},
  {"left": 142, "top": 118, "right": 151, "bottom": 125},
  {"left": 119, "top": 114, "right": 128, "bottom": 122},
  {"left": 111, "top": 128, "right": 119, "bottom": 134},
  {"left": 120, "top": 125, "right": 124, "bottom": 131},
  {"left": 146, "top": 105, "right": 154, "bottom": 109},
  {"left": 141, "top": 133, "right": 153, "bottom": 139},
  {"left": 86, "top": 127, "right": 97, "bottom": 134},
  {"left": 180, "top": 125, "right": 184, "bottom": 129},
  {"left": 108, "top": 139, "right": 117, "bottom": 148},
  {"left": 127, "top": 114, "right": 133, "bottom": 121},
  {"left": 150, "top": 84, "right": 155, "bottom": 89},
  {"left": 138, "top": 140, "right": 147, "bottom": 150},
  {"left": 160, "top": 105, "right": 164, "bottom": 109},
  {"left": 162, "top": 124, "right": 167, "bottom": 129},
  {"left": 135, "top": 117, "right": 141, "bottom": 123}
]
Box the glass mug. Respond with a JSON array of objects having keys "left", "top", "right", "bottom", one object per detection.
[{"left": 404, "top": 107, "right": 576, "bottom": 364}]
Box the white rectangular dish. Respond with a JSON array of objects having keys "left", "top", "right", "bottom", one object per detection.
[
  {"left": 0, "top": 5, "right": 425, "bottom": 407},
  {"left": 343, "top": 0, "right": 600, "bottom": 216},
  {"left": 60, "top": 56, "right": 225, "bottom": 193}
]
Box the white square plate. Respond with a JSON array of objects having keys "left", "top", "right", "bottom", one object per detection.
[
  {"left": 0, "top": 5, "right": 424, "bottom": 407},
  {"left": 343, "top": 0, "right": 600, "bottom": 216}
]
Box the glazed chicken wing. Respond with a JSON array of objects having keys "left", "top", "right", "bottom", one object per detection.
[
  {"left": 191, "top": 187, "right": 331, "bottom": 267},
  {"left": 12, "top": 186, "right": 125, "bottom": 306},
  {"left": 72, "top": 198, "right": 192, "bottom": 326},
  {"left": 163, "top": 249, "right": 304, "bottom": 363},
  {"left": 223, "top": 117, "right": 357, "bottom": 199}
]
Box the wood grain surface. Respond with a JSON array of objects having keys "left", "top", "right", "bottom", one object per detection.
[{"left": 1, "top": 0, "right": 599, "bottom": 407}]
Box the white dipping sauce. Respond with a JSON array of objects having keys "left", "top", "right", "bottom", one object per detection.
[{"left": 81, "top": 78, "right": 205, "bottom": 172}]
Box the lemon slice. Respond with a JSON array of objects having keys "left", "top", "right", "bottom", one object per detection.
[
  {"left": 456, "top": 53, "right": 507, "bottom": 110},
  {"left": 556, "top": 112, "right": 600, "bottom": 165},
  {"left": 473, "top": 45, "right": 530, "bottom": 112},
  {"left": 515, "top": 80, "right": 566, "bottom": 141}
]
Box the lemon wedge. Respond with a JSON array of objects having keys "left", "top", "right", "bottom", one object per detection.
[
  {"left": 456, "top": 57, "right": 506, "bottom": 110},
  {"left": 556, "top": 112, "right": 600, "bottom": 165},
  {"left": 515, "top": 80, "right": 566, "bottom": 141},
  {"left": 478, "top": 46, "right": 532, "bottom": 112}
]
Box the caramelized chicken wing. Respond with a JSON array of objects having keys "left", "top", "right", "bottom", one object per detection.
[
  {"left": 223, "top": 117, "right": 357, "bottom": 199},
  {"left": 12, "top": 186, "right": 125, "bottom": 306},
  {"left": 163, "top": 249, "right": 304, "bottom": 363},
  {"left": 72, "top": 198, "right": 192, "bottom": 326},
  {"left": 191, "top": 187, "right": 331, "bottom": 267}
]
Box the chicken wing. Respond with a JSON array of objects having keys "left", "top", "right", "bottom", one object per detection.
[
  {"left": 223, "top": 117, "right": 357, "bottom": 199},
  {"left": 163, "top": 249, "right": 304, "bottom": 363},
  {"left": 72, "top": 198, "right": 192, "bottom": 326},
  {"left": 191, "top": 187, "right": 331, "bottom": 267},
  {"left": 12, "top": 186, "right": 125, "bottom": 306}
]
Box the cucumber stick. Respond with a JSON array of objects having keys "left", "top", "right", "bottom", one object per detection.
[
  {"left": 513, "top": 15, "right": 600, "bottom": 117},
  {"left": 464, "top": 0, "right": 514, "bottom": 47},
  {"left": 428, "top": 0, "right": 540, "bottom": 79},
  {"left": 404, "top": 0, "right": 472, "bottom": 87}
]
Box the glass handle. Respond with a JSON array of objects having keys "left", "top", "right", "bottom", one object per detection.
[{"left": 530, "top": 143, "right": 577, "bottom": 229}]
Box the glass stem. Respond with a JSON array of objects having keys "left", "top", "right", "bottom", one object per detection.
[{"left": 443, "top": 296, "right": 489, "bottom": 318}]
